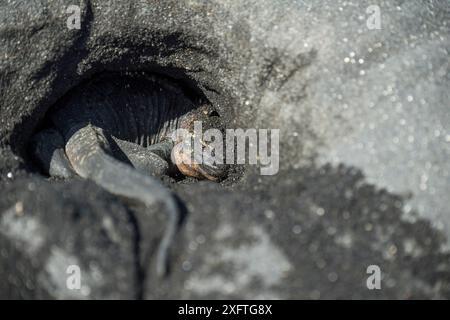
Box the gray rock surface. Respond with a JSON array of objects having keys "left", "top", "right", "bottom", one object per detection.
[
  {"left": 0, "top": 178, "right": 137, "bottom": 299},
  {"left": 0, "top": 0, "right": 449, "bottom": 299}
]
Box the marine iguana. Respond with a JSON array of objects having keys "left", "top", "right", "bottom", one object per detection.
[{"left": 30, "top": 72, "right": 226, "bottom": 277}]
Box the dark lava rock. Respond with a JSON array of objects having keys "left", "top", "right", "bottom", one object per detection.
[
  {"left": 143, "top": 168, "right": 450, "bottom": 299},
  {"left": 0, "top": 177, "right": 138, "bottom": 299}
]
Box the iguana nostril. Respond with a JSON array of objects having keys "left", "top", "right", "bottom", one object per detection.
[{"left": 208, "top": 110, "right": 220, "bottom": 117}]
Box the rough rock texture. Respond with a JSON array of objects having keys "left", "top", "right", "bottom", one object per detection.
[
  {"left": 0, "top": 177, "right": 137, "bottom": 299},
  {"left": 0, "top": 0, "right": 449, "bottom": 299}
]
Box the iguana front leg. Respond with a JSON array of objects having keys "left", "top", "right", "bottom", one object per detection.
[
  {"left": 112, "top": 137, "right": 173, "bottom": 177},
  {"left": 30, "top": 128, "right": 75, "bottom": 179}
]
